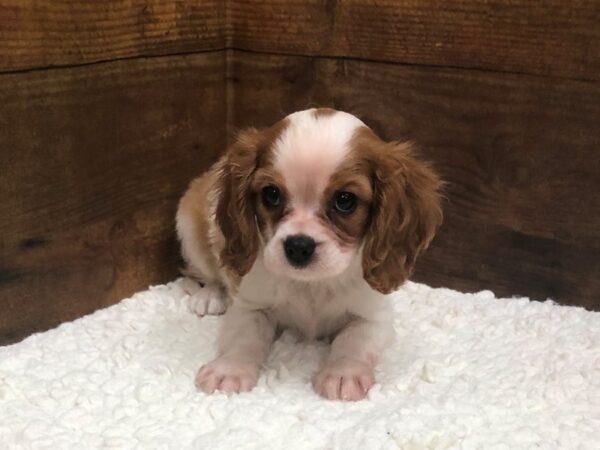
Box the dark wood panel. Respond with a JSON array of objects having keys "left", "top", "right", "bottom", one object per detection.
[
  {"left": 4, "top": 1, "right": 599, "bottom": 80},
  {"left": 0, "top": 52, "right": 227, "bottom": 344},
  {"left": 0, "top": 0, "right": 225, "bottom": 72},
  {"left": 229, "top": 0, "right": 600, "bottom": 81},
  {"left": 228, "top": 51, "right": 600, "bottom": 308}
]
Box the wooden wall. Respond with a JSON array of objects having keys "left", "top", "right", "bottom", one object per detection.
[
  {"left": 228, "top": 52, "right": 600, "bottom": 309},
  {"left": 226, "top": 1, "right": 600, "bottom": 308},
  {"left": 0, "top": 2, "right": 228, "bottom": 344},
  {"left": 1, "top": 1, "right": 599, "bottom": 344}
]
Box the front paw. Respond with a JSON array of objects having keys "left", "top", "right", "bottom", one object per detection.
[
  {"left": 313, "top": 357, "right": 375, "bottom": 401},
  {"left": 195, "top": 358, "right": 260, "bottom": 394}
]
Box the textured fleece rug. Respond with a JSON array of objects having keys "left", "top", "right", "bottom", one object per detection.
[{"left": 1, "top": 279, "right": 599, "bottom": 449}]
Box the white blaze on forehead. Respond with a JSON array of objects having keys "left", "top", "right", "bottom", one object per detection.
[{"left": 273, "top": 109, "right": 365, "bottom": 206}]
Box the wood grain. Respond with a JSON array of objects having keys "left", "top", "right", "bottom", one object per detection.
[
  {"left": 228, "top": 51, "right": 600, "bottom": 308},
  {"left": 228, "top": 0, "right": 600, "bottom": 81},
  {"left": 3, "top": 1, "right": 599, "bottom": 80},
  {"left": 0, "top": 0, "right": 225, "bottom": 72},
  {"left": 2, "top": 0, "right": 599, "bottom": 345},
  {"left": 0, "top": 52, "right": 227, "bottom": 344}
]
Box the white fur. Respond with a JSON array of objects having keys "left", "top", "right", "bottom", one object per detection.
[
  {"left": 181, "top": 278, "right": 227, "bottom": 316},
  {"left": 262, "top": 110, "right": 365, "bottom": 282},
  {"left": 273, "top": 110, "right": 365, "bottom": 204},
  {"left": 179, "top": 108, "right": 393, "bottom": 400},
  {"left": 199, "top": 254, "right": 394, "bottom": 400},
  {"left": 262, "top": 208, "right": 356, "bottom": 281}
]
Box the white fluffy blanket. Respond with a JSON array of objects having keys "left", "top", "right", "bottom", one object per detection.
[{"left": 1, "top": 279, "right": 599, "bottom": 449}]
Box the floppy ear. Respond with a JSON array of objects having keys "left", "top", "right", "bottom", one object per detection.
[
  {"left": 362, "top": 140, "right": 443, "bottom": 294},
  {"left": 215, "top": 129, "right": 263, "bottom": 277}
]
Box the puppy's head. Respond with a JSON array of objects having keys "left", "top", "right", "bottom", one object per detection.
[{"left": 215, "top": 108, "right": 442, "bottom": 293}]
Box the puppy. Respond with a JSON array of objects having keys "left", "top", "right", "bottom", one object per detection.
[{"left": 176, "top": 108, "right": 442, "bottom": 401}]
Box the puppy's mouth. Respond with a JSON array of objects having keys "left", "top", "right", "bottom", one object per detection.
[{"left": 282, "top": 262, "right": 329, "bottom": 282}]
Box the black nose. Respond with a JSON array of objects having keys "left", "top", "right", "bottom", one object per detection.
[{"left": 284, "top": 235, "right": 316, "bottom": 267}]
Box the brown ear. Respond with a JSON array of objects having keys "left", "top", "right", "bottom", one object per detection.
[
  {"left": 362, "top": 140, "right": 443, "bottom": 294},
  {"left": 215, "top": 129, "right": 263, "bottom": 277}
]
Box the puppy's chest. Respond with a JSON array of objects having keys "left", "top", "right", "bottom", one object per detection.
[
  {"left": 241, "top": 276, "right": 352, "bottom": 340},
  {"left": 272, "top": 291, "right": 352, "bottom": 340}
]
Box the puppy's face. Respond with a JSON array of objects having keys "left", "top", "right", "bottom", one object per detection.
[
  {"left": 253, "top": 112, "right": 373, "bottom": 281},
  {"left": 216, "top": 108, "right": 442, "bottom": 293}
]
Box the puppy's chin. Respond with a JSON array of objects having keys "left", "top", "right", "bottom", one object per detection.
[{"left": 262, "top": 241, "right": 357, "bottom": 282}]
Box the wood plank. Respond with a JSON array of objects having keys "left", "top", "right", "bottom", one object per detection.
[
  {"left": 3, "top": 1, "right": 599, "bottom": 80},
  {"left": 0, "top": 0, "right": 225, "bottom": 72},
  {"left": 229, "top": 0, "right": 600, "bottom": 81},
  {"left": 0, "top": 52, "right": 227, "bottom": 344},
  {"left": 228, "top": 50, "right": 600, "bottom": 308}
]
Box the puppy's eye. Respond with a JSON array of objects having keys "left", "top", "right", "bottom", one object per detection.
[
  {"left": 333, "top": 191, "right": 357, "bottom": 214},
  {"left": 262, "top": 185, "right": 281, "bottom": 208}
]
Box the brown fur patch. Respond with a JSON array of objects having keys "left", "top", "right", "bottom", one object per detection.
[
  {"left": 351, "top": 127, "right": 444, "bottom": 294},
  {"left": 252, "top": 171, "right": 289, "bottom": 235},
  {"left": 178, "top": 171, "right": 220, "bottom": 278},
  {"left": 215, "top": 119, "right": 289, "bottom": 276},
  {"left": 312, "top": 107, "right": 337, "bottom": 119},
  {"left": 321, "top": 167, "right": 373, "bottom": 246}
]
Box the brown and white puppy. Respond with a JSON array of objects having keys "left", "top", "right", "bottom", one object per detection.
[{"left": 176, "top": 108, "right": 442, "bottom": 401}]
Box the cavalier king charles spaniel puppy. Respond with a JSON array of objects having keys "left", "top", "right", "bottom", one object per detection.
[{"left": 176, "top": 108, "right": 442, "bottom": 401}]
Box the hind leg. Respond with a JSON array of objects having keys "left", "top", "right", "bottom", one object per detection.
[
  {"left": 181, "top": 277, "right": 227, "bottom": 317},
  {"left": 177, "top": 176, "right": 227, "bottom": 317}
]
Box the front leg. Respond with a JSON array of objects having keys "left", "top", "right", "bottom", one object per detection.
[
  {"left": 313, "top": 318, "right": 393, "bottom": 401},
  {"left": 196, "top": 304, "right": 275, "bottom": 394}
]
